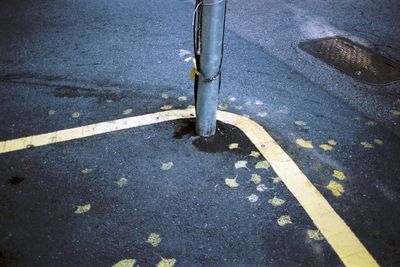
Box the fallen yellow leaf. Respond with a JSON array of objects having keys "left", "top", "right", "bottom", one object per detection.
[
  {"left": 270, "top": 176, "right": 282, "bottom": 183},
  {"left": 157, "top": 258, "right": 176, "bottom": 267},
  {"left": 390, "top": 110, "right": 400, "bottom": 117},
  {"left": 326, "top": 180, "right": 344, "bottom": 197},
  {"left": 327, "top": 139, "right": 337, "bottom": 146},
  {"left": 74, "top": 204, "right": 91, "bottom": 214},
  {"left": 247, "top": 194, "right": 259, "bottom": 203},
  {"left": 123, "top": 108, "right": 133, "bottom": 115},
  {"left": 161, "top": 162, "right": 173, "bottom": 170},
  {"left": 225, "top": 178, "right": 239, "bottom": 188},
  {"left": 319, "top": 144, "right": 333, "bottom": 151},
  {"left": 361, "top": 142, "right": 374, "bottom": 149},
  {"left": 218, "top": 103, "right": 228, "bottom": 110},
  {"left": 255, "top": 160, "right": 270, "bottom": 170},
  {"left": 116, "top": 177, "right": 128, "bottom": 187},
  {"left": 366, "top": 120, "right": 376, "bottom": 126},
  {"left": 307, "top": 229, "right": 324, "bottom": 241},
  {"left": 268, "top": 196, "right": 285, "bottom": 207},
  {"left": 256, "top": 112, "right": 268, "bottom": 117},
  {"left": 249, "top": 151, "right": 260, "bottom": 158},
  {"left": 146, "top": 233, "right": 161, "bottom": 247},
  {"left": 48, "top": 110, "right": 56, "bottom": 116},
  {"left": 332, "top": 170, "right": 346, "bottom": 180},
  {"left": 235, "top": 160, "right": 248, "bottom": 169},
  {"left": 160, "top": 105, "right": 173, "bottom": 110},
  {"left": 277, "top": 215, "right": 292, "bottom": 226},
  {"left": 81, "top": 168, "right": 93, "bottom": 174},
  {"left": 256, "top": 184, "right": 268, "bottom": 192},
  {"left": 228, "top": 143, "right": 239, "bottom": 150},
  {"left": 112, "top": 259, "right": 136, "bottom": 267},
  {"left": 294, "top": 120, "right": 307, "bottom": 126},
  {"left": 250, "top": 174, "right": 261, "bottom": 184},
  {"left": 71, "top": 112, "right": 80, "bottom": 118},
  {"left": 374, "top": 139, "right": 384, "bottom": 145},
  {"left": 296, "top": 138, "right": 313, "bottom": 149}
]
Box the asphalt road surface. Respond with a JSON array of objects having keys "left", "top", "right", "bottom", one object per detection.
[{"left": 0, "top": 0, "right": 399, "bottom": 266}]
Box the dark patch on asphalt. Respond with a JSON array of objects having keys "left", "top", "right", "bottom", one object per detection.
[
  {"left": 5, "top": 176, "right": 25, "bottom": 185},
  {"left": 192, "top": 121, "right": 253, "bottom": 154},
  {"left": 52, "top": 86, "right": 127, "bottom": 102},
  {"left": 173, "top": 119, "right": 195, "bottom": 139}
]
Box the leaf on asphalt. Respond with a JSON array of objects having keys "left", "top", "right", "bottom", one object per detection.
[
  {"left": 228, "top": 143, "right": 239, "bottom": 150},
  {"left": 74, "top": 204, "right": 91, "bottom": 214},
  {"left": 71, "top": 112, "right": 81, "bottom": 118},
  {"left": 268, "top": 196, "right": 285, "bottom": 207},
  {"left": 225, "top": 178, "right": 239, "bottom": 188},
  {"left": 160, "top": 105, "right": 173, "bottom": 110},
  {"left": 256, "top": 184, "right": 268, "bottom": 192},
  {"left": 112, "top": 259, "right": 136, "bottom": 267},
  {"left": 374, "top": 139, "right": 384, "bottom": 145},
  {"left": 277, "top": 215, "right": 292, "bottom": 226},
  {"left": 332, "top": 170, "right": 346, "bottom": 180},
  {"left": 327, "top": 139, "right": 337, "bottom": 146},
  {"left": 123, "top": 108, "right": 133, "bottom": 115},
  {"left": 247, "top": 194, "right": 259, "bottom": 203},
  {"left": 294, "top": 120, "right": 307, "bottom": 126},
  {"left": 366, "top": 120, "right": 376, "bottom": 126},
  {"left": 228, "top": 96, "right": 236, "bottom": 102},
  {"left": 177, "top": 96, "right": 187, "bottom": 102},
  {"left": 106, "top": 99, "right": 114, "bottom": 103},
  {"left": 161, "top": 93, "right": 169, "bottom": 99},
  {"left": 161, "top": 162, "right": 174, "bottom": 170},
  {"left": 361, "top": 141, "right": 374, "bottom": 149},
  {"left": 235, "top": 160, "right": 248, "bottom": 169},
  {"left": 255, "top": 160, "right": 270, "bottom": 170},
  {"left": 81, "top": 168, "right": 93, "bottom": 174},
  {"left": 270, "top": 176, "right": 282, "bottom": 183},
  {"left": 48, "top": 110, "right": 56, "bottom": 116},
  {"left": 326, "top": 180, "right": 344, "bottom": 197},
  {"left": 256, "top": 112, "right": 268, "bottom": 117},
  {"left": 296, "top": 138, "right": 313, "bottom": 149},
  {"left": 146, "top": 233, "right": 161, "bottom": 247},
  {"left": 390, "top": 110, "right": 400, "bottom": 117},
  {"left": 116, "top": 177, "right": 128, "bottom": 187},
  {"left": 319, "top": 144, "right": 333, "bottom": 151},
  {"left": 307, "top": 229, "right": 324, "bottom": 241},
  {"left": 156, "top": 258, "right": 176, "bottom": 267},
  {"left": 254, "top": 100, "right": 264, "bottom": 105},
  {"left": 218, "top": 103, "right": 228, "bottom": 110},
  {"left": 249, "top": 151, "right": 260, "bottom": 158},
  {"left": 250, "top": 173, "right": 261, "bottom": 184}
]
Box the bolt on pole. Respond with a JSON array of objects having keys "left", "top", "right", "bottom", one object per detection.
[{"left": 194, "top": 0, "right": 227, "bottom": 137}]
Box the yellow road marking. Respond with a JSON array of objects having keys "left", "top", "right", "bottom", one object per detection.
[{"left": 0, "top": 109, "right": 378, "bottom": 266}]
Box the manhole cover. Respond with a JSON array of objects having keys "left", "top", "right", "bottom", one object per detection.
[{"left": 299, "top": 36, "right": 400, "bottom": 84}]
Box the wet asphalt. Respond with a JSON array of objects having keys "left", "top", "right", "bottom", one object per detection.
[{"left": 1, "top": 0, "right": 400, "bottom": 266}]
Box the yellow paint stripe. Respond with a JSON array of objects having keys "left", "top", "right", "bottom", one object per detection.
[{"left": 0, "top": 109, "right": 378, "bottom": 266}]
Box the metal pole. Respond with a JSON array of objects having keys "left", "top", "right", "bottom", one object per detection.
[{"left": 194, "top": 0, "right": 227, "bottom": 137}]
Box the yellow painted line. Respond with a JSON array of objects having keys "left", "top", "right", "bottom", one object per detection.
[{"left": 0, "top": 109, "right": 378, "bottom": 266}]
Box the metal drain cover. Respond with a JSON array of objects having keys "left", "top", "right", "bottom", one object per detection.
[{"left": 299, "top": 36, "right": 400, "bottom": 84}]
